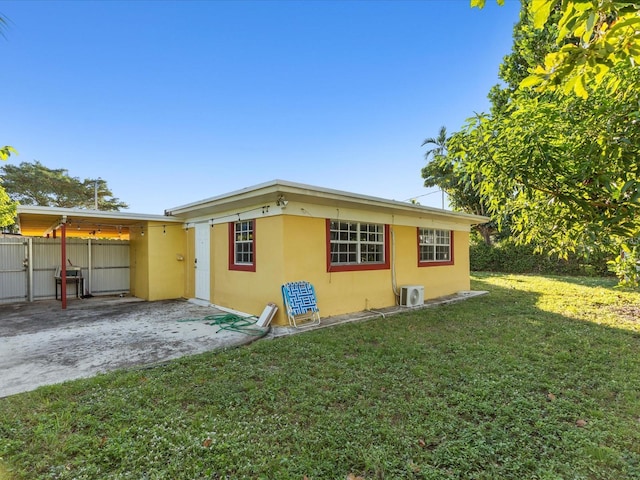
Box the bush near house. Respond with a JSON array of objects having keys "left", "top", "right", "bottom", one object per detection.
[
  {"left": 1, "top": 273, "right": 639, "bottom": 479},
  {"left": 470, "top": 240, "right": 612, "bottom": 277}
]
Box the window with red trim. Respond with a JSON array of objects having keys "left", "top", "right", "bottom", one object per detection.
[
  {"left": 326, "top": 219, "right": 390, "bottom": 272},
  {"left": 418, "top": 228, "right": 454, "bottom": 266},
  {"left": 229, "top": 220, "right": 256, "bottom": 272}
]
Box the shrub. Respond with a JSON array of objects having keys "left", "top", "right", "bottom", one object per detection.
[{"left": 470, "top": 240, "right": 612, "bottom": 276}]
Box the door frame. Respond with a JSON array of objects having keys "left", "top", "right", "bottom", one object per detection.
[{"left": 194, "top": 223, "right": 211, "bottom": 301}]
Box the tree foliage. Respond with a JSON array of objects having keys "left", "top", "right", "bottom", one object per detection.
[
  {"left": 0, "top": 181, "right": 16, "bottom": 228},
  {"left": 451, "top": 62, "right": 640, "bottom": 254},
  {"left": 521, "top": 0, "right": 640, "bottom": 99},
  {"left": 0, "top": 145, "right": 17, "bottom": 161},
  {"left": 475, "top": 0, "right": 640, "bottom": 99},
  {"left": 1, "top": 14, "right": 19, "bottom": 228},
  {"left": 421, "top": 126, "right": 497, "bottom": 245},
  {"left": 421, "top": 126, "right": 449, "bottom": 161},
  {"left": 459, "top": 0, "right": 640, "bottom": 286},
  {"left": 1, "top": 160, "right": 128, "bottom": 211},
  {"left": 0, "top": 147, "right": 17, "bottom": 228}
]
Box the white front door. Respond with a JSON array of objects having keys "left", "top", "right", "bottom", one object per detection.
[{"left": 194, "top": 223, "right": 210, "bottom": 301}]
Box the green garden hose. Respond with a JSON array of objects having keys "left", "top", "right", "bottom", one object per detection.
[{"left": 178, "top": 313, "right": 267, "bottom": 336}]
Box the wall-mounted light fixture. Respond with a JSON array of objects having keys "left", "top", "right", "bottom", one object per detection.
[{"left": 276, "top": 195, "right": 288, "bottom": 208}]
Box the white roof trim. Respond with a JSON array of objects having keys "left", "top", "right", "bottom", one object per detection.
[
  {"left": 165, "top": 179, "right": 489, "bottom": 224},
  {"left": 17, "top": 205, "right": 183, "bottom": 223}
]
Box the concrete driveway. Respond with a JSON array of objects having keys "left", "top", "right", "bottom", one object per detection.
[{"left": 0, "top": 297, "right": 263, "bottom": 398}]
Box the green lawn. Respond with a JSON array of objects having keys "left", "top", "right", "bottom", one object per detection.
[{"left": 1, "top": 273, "right": 639, "bottom": 479}]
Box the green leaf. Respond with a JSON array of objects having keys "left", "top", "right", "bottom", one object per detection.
[
  {"left": 593, "top": 64, "right": 610, "bottom": 84},
  {"left": 520, "top": 74, "right": 544, "bottom": 89},
  {"left": 573, "top": 75, "right": 589, "bottom": 99},
  {"left": 607, "top": 16, "right": 640, "bottom": 36},
  {"left": 572, "top": 1, "right": 592, "bottom": 13},
  {"left": 531, "top": 0, "right": 554, "bottom": 29},
  {"left": 0, "top": 146, "right": 17, "bottom": 161},
  {"left": 585, "top": 12, "right": 596, "bottom": 37},
  {"left": 470, "top": 0, "right": 486, "bottom": 8},
  {"left": 620, "top": 179, "right": 637, "bottom": 197},
  {"left": 606, "top": 75, "right": 621, "bottom": 93},
  {"left": 562, "top": 75, "right": 578, "bottom": 95}
]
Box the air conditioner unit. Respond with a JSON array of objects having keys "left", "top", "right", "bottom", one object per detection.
[{"left": 399, "top": 285, "right": 424, "bottom": 307}]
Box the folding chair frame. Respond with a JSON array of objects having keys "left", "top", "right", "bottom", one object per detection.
[{"left": 281, "top": 281, "right": 321, "bottom": 328}]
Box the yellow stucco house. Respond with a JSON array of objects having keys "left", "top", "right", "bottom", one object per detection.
[{"left": 16, "top": 180, "right": 487, "bottom": 325}]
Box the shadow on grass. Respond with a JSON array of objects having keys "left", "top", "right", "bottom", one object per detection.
[
  {"left": 1, "top": 274, "right": 639, "bottom": 479},
  {"left": 472, "top": 270, "right": 621, "bottom": 289}
]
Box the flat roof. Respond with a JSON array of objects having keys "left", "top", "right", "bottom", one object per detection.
[
  {"left": 16, "top": 180, "right": 489, "bottom": 237},
  {"left": 165, "top": 179, "right": 489, "bottom": 224}
]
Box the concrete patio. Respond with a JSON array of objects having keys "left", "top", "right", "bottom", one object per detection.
[{"left": 0, "top": 296, "right": 261, "bottom": 398}]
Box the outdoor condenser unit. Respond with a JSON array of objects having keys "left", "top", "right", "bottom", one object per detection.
[{"left": 399, "top": 285, "right": 425, "bottom": 307}]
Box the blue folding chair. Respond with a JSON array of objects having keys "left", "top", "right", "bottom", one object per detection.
[{"left": 281, "top": 281, "right": 321, "bottom": 328}]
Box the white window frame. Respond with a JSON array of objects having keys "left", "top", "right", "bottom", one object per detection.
[
  {"left": 329, "top": 220, "right": 385, "bottom": 266},
  {"left": 419, "top": 228, "right": 452, "bottom": 264},
  {"left": 234, "top": 220, "right": 254, "bottom": 265}
]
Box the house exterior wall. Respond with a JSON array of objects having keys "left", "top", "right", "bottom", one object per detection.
[
  {"left": 130, "top": 221, "right": 186, "bottom": 301},
  {"left": 202, "top": 206, "right": 473, "bottom": 326},
  {"left": 147, "top": 222, "right": 185, "bottom": 301},
  {"left": 392, "top": 224, "right": 471, "bottom": 299},
  {"left": 210, "top": 216, "right": 286, "bottom": 316},
  {"left": 279, "top": 215, "right": 471, "bottom": 323},
  {"left": 129, "top": 224, "right": 149, "bottom": 300},
  {"left": 281, "top": 214, "right": 393, "bottom": 319}
]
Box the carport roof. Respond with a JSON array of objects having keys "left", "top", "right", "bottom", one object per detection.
[{"left": 17, "top": 205, "right": 182, "bottom": 238}]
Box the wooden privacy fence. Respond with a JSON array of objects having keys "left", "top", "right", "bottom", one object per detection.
[{"left": 0, "top": 237, "right": 130, "bottom": 303}]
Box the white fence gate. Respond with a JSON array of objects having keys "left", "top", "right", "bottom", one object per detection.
[{"left": 0, "top": 237, "right": 130, "bottom": 304}]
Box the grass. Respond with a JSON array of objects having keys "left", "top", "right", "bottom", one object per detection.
[{"left": 1, "top": 273, "right": 639, "bottom": 479}]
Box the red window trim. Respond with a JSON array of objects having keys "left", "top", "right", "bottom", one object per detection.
[
  {"left": 325, "top": 219, "right": 390, "bottom": 272},
  {"left": 228, "top": 220, "right": 256, "bottom": 272},
  {"left": 417, "top": 228, "right": 454, "bottom": 267}
]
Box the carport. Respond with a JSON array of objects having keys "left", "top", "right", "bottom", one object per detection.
[{"left": 13, "top": 205, "right": 185, "bottom": 308}]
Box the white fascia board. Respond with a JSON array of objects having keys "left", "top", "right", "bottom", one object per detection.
[
  {"left": 164, "top": 180, "right": 282, "bottom": 216},
  {"left": 164, "top": 179, "right": 489, "bottom": 225},
  {"left": 17, "top": 205, "right": 183, "bottom": 223}
]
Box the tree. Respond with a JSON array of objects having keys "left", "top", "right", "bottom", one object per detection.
[
  {"left": 462, "top": 0, "right": 640, "bottom": 286},
  {"left": 488, "top": 0, "right": 563, "bottom": 115},
  {"left": 421, "top": 126, "right": 497, "bottom": 245},
  {"left": 421, "top": 4, "right": 563, "bottom": 245},
  {"left": 0, "top": 146, "right": 17, "bottom": 161},
  {"left": 474, "top": 0, "right": 640, "bottom": 99},
  {"left": 521, "top": 0, "right": 640, "bottom": 99},
  {"left": 1, "top": 160, "right": 128, "bottom": 211},
  {"left": 0, "top": 147, "right": 18, "bottom": 228},
  {"left": 421, "top": 125, "right": 449, "bottom": 161},
  {"left": 0, "top": 181, "right": 16, "bottom": 228},
  {"left": 0, "top": 14, "right": 18, "bottom": 228},
  {"left": 452, "top": 70, "right": 640, "bottom": 249}
]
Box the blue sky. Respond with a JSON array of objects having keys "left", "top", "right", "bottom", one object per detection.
[{"left": 2, "top": 0, "right": 521, "bottom": 214}]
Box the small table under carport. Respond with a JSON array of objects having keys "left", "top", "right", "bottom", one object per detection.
[{"left": 54, "top": 266, "right": 84, "bottom": 300}]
